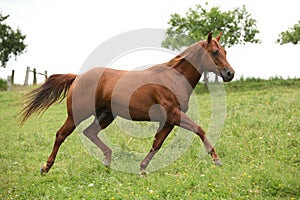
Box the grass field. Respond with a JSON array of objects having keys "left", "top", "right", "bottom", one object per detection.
[{"left": 0, "top": 78, "right": 299, "bottom": 199}]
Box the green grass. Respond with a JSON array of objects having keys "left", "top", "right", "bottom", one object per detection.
[{"left": 0, "top": 79, "right": 299, "bottom": 199}]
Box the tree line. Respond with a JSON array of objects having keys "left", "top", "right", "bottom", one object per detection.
[{"left": 162, "top": 3, "right": 300, "bottom": 50}]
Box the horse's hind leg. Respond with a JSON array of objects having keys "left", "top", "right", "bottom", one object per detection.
[
  {"left": 41, "top": 116, "right": 75, "bottom": 174},
  {"left": 83, "top": 113, "right": 114, "bottom": 167}
]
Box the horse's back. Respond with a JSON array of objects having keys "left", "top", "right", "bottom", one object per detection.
[{"left": 68, "top": 67, "right": 124, "bottom": 123}]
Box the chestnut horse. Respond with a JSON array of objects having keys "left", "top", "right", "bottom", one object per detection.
[{"left": 21, "top": 32, "right": 234, "bottom": 174}]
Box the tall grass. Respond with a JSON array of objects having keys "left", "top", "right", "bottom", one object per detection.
[{"left": 0, "top": 78, "right": 299, "bottom": 199}]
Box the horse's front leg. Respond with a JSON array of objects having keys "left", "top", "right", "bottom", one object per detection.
[
  {"left": 140, "top": 123, "right": 174, "bottom": 174},
  {"left": 172, "top": 109, "right": 222, "bottom": 166},
  {"left": 83, "top": 114, "right": 114, "bottom": 168}
]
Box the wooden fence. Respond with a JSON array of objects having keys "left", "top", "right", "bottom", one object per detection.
[
  {"left": 24, "top": 67, "right": 48, "bottom": 86},
  {"left": 6, "top": 67, "right": 47, "bottom": 91}
]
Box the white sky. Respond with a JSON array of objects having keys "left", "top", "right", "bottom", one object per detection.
[{"left": 1, "top": 0, "right": 300, "bottom": 84}]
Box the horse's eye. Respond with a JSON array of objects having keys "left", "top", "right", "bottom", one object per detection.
[{"left": 212, "top": 50, "right": 219, "bottom": 56}]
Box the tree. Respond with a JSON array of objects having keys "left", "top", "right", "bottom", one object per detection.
[
  {"left": 162, "top": 3, "right": 260, "bottom": 83},
  {"left": 162, "top": 3, "right": 260, "bottom": 49},
  {"left": 0, "top": 13, "right": 27, "bottom": 68},
  {"left": 277, "top": 21, "right": 300, "bottom": 45}
]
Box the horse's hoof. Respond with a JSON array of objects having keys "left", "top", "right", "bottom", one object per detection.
[
  {"left": 214, "top": 160, "right": 223, "bottom": 166},
  {"left": 139, "top": 169, "right": 148, "bottom": 176},
  {"left": 40, "top": 166, "right": 48, "bottom": 175},
  {"left": 102, "top": 158, "right": 111, "bottom": 168}
]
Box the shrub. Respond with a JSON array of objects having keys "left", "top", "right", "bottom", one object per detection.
[{"left": 0, "top": 78, "right": 7, "bottom": 91}]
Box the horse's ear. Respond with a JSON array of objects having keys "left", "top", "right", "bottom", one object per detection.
[
  {"left": 207, "top": 32, "right": 213, "bottom": 43},
  {"left": 216, "top": 32, "right": 222, "bottom": 42}
]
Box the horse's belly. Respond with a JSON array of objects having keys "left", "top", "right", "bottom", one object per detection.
[
  {"left": 110, "top": 94, "right": 152, "bottom": 121},
  {"left": 110, "top": 86, "right": 166, "bottom": 122}
]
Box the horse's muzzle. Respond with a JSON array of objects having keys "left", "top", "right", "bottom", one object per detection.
[{"left": 220, "top": 68, "right": 234, "bottom": 82}]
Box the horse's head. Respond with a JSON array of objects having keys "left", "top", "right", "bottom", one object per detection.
[{"left": 202, "top": 32, "right": 235, "bottom": 82}]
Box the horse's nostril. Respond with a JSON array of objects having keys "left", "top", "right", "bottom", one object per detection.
[
  {"left": 225, "top": 69, "right": 234, "bottom": 80},
  {"left": 227, "top": 70, "right": 232, "bottom": 77}
]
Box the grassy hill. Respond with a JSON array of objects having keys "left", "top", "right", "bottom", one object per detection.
[{"left": 0, "top": 79, "right": 299, "bottom": 199}]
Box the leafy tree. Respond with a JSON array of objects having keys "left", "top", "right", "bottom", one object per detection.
[
  {"left": 0, "top": 13, "right": 27, "bottom": 68},
  {"left": 277, "top": 21, "right": 300, "bottom": 45},
  {"left": 162, "top": 3, "right": 260, "bottom": 50},
  {"left": 162, "top": 3, "right": 260, "bottom": 83}
]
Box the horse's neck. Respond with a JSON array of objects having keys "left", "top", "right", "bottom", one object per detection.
[
  {"left": 172, "top": 59, "right": 202, "bottom": 89},
  {"left": 166, "top": 42, "right": 205, "bottom": 89}
]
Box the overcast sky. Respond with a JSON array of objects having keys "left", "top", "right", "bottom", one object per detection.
[{"left": 1, "top": 0, "right": 300, "bottom": 83}]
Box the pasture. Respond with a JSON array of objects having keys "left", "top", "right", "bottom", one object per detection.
[{"left": 0, "top": 78, "right": 299, "bottom": 199}]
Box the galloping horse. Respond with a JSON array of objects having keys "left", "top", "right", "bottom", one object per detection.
[{"left": 21, "top": 32, "right": 234, "bottom": 174}]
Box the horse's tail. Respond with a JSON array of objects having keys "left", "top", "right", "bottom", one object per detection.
[{"left": 20, "top": 74, "right": 77, "bottom": 125}]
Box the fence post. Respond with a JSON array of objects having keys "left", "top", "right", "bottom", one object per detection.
[
  {"left": 24, "top": 66, "right": 30, "bottom": 86},
  {"left": 7, "top": 76, "right": 12, "bottom": 92},
  {"left": 203, "top": 71, "right": 208, "bottom": 89},
  {"left": 214, "top": 74, "right": 219, "bottom": 83},
  {"left": 11, "top": 70, "right": 15, "bottom": 85},
  {"left": 44, "top": 70, "right": 48, "bottom": 80},
  {"left": 33, "top": 68, "right": 37, "bottom": 85}
]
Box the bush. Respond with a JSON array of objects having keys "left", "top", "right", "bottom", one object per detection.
[{"left": 0, "top": 78, "right": 7, "bottom": 91}]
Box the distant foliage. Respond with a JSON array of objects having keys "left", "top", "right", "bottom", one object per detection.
[
  {"left": 0, "top": 78, "right": 7, "bottom": 91},
  {"left": 162, "top": 3, "right": 260, "bottom": 50},
  {"left": 195, "top": 77, "right": 300, "bottom": 94},
  {"left": 277, "top": 20, "right": 300, "bottom": 45},
  {"left": 0, "top": 13, "right": 27, "bottom": 68}
]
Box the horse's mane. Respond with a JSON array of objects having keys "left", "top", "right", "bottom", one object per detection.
[
  {"left": 147, "top": 40, "right": 207, "bottom": 73},
  {"left": 166, "top": 40, "right": 206, "bottom": 69}
]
